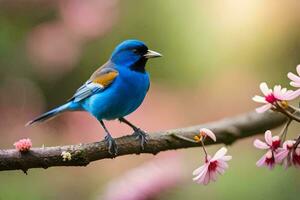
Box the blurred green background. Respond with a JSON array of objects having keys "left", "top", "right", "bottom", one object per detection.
[{"left": 0, "top": 0, "right": 300, "bottom": 199}]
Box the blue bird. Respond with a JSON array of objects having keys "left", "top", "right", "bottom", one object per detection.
[{"left": 26, "top": 40, "right": 162, "bottom": 155}]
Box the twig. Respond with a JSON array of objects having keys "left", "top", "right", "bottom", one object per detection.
[
  {"left": 0, "top": 111, "right": 287, "bottom": 172},
  {"left": 279, "top": 118, "right": 292, "bottom": 142},
  {"left": 276, "top": 102, "right": 300, "bottom": 123}
]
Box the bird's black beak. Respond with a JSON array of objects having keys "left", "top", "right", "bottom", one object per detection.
[{"left": 144, "top": 50, "right": 162, "bottom": 59}]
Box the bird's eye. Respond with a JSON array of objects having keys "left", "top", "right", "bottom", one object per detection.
[{"left": 132, "top": 49, "right": 138, "bottom": 53}]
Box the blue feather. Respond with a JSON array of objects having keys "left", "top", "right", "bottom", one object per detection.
[{"left": 26, "top": 103, "right": 71, "bottom": 126}]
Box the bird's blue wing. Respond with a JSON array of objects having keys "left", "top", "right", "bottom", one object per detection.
[
  {"left": 69, "top": 66, "right": 119, "bottom": 103},
  {"left": 70, "top": 80, "right": 103, "bottom": 102}
]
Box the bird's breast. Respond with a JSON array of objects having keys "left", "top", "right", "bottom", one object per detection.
[
  {"left": 116, "top": 69, "right": 150, "bottom": 106},
  {"left": 85, "top": 69, "right": 150, "bottom": 120}
]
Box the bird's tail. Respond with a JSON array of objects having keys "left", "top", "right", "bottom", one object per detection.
[{"left": 26, "top": 103, "right": 71, "bottom": 126}]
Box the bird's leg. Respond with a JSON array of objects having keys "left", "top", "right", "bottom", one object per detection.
[
  {"left": 100, "top": 120, "right": 118, "bottom": 155},
  {"left": 119, "top": 117, "right": 148, "bottom": 149}
]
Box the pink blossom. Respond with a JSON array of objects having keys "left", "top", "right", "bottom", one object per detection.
[
  {"left": 287, "top": 65, "right": 300, "bottom": 88},
  {"left": 26, "top": 22, "right": 80, "bottom": 78},
  {"left": 256, "top": 150, "right": 276, "bottom": 169},
  {"left": 192, "top": 147, "right": 232, "bottom": 185},
  {"left": 275, "top": 140, "right": 295, "bottom": 168},
  {"left": 276, "top": 142, "right": 300, "bottom": 168},
  {"left": 287, "top": 65, "right": 300, "bottom": 98},
  {"left": 292, "top": 144, "right": 300, "bottom": 167},
  {"left": 254, "top": 130, "right": 281, "bottom": 169},
  {"left": 252, "top": 82, "right": 295, "bottom": 113},
  {"left": 14, "top": 138, "right": 32, "bottom": 152},
  {"left": 59, "top": 0, "right": 118, "bottom": 40},
  {"left": 199, "top": 128, "right": 216, "bottom": 142},
  {"left": 101, "top": 154, "right": 183, "bottom": 200}
]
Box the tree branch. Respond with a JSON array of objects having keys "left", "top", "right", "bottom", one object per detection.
[{"left": 0, "top": 111, "right": 287, "bottom": 172}]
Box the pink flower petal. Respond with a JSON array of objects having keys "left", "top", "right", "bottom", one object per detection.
[
  {"left": 221, "top": 155, "right": 232, "bottom": 161},
  {"left": 209, "top": 171, "right": 218, "bottom": 182},
  {"left": 255, "top": 104, "right": 272, "bottom": 113},
  {"left": 217, "top": 160, "right": 229, "bottom": 169},
  {"left": 256, "top": 154, "right": 267, "bottom": 167},
  {"left": 260, "top": 82, "right": 271, "bottom": 96},
  {"left": 282, "top": 90, "right": 297, "bottom": 100},
  {"left": 288, "top": 89, "right": 300, "bottom": 99},
  {"left": 273, "top": 86, "right": 294, "bottom": 100},
  {"left": 281, "top": 87, "right": 287, "bottom": 93},
  {"left": 203, "top": 172, "right": 210, "bottom": 185},
  {"left": 264, "top": 130, "right": 273, "bottom": 146},
  {"left": 253, "top": 139, "right": 269, "bottom": 149},
  {"left": 290, "top": 81, "right": 300, "bottom": 88},
  {"left": 193, "top": 165, "right": 209, "bottom": 183},
  {"left": 216, "top": 166, "right": 226, "bottom": 174},
  {"left": 192, "top": 163, "right": 207, "bottom": 176},
  {"left": 268, "top": 163, "right": 275, "bottom": 170},
  {"left": 252, "top": 95, "right": 267, "bottom": 103},
  {"left": 296, "top": 64, "right": 300, "bottom": 75},
  {"left": 283, "top": 140, "right": 296, "bottom": 149},
  {"left": 288, "top": 66, "right": 300, "bottom": 88},
  {"left": 273, "top": 85, "right": 281, "bottom": 98},
  {"left": 275, "top": 149, "right": 289, "bottom": 163},
  {"left": 200, "top": 128, "right": 216, "bottom": 142},
  {"left": 196, "top": 172, "right": 208, "bottom": 184},
  {"left": 212, "top": 147, "right": 227, "bottom": 161},
  {"left": 287, "top": 72, "right": 300, "bottom": 83}
]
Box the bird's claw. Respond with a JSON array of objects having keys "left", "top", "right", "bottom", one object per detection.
[
  {"left": 104, "top": 135, "right": 118, "bottom": 156},
  {"left": 132, "top": 128, "right": 148, "bottom": 150}
]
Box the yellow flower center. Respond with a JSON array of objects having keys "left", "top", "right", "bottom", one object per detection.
[
  {"left": 194, "top": 135, "right": 203, "bottom": 142},
  {"left": 280, "top": 100, "right": 289, "bottom": 109}
]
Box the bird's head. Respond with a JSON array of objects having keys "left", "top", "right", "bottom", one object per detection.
[{"left": 110, "top": 40, "right": 162, "bottom": 72}]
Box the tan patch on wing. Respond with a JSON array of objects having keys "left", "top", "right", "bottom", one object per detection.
[{"left": 92, "top": 71, "right": 118, "bottom": 87}]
